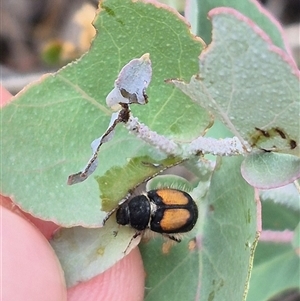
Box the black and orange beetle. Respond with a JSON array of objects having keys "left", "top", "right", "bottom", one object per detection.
[{"left": 103, "top": 188, "right": 198, "bottom": 243}]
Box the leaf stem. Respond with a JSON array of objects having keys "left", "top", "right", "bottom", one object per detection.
[{"left": 259, "top": 229, "right": 294, "bottom": 243}]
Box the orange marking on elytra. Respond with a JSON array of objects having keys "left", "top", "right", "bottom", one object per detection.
[
  {"left": 156, "top": 189, "right": 189, "bottom": 205},
  {"left": 160, "top": 209, "right": 190, "bottom": 231}
]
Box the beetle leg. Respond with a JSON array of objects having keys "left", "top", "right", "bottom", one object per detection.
[
  {"left": 164, "top": 234, "right": 181, "bottom": 243},
  {"left": 132, "top": 232, "right": 142, "bottom": 239},
  {"left": 123, "top": 231, "right": 142, "bottom": 254}
]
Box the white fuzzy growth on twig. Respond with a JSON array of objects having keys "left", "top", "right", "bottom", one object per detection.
[
  {"left": 126, "top": 116, "right": 246, "bottom": 158},
  {"left": 184, "top": 136, "right": 246, "bottom": 156},
  {"left": 126, "top": 116, "right": 180, "bottom": 155}
]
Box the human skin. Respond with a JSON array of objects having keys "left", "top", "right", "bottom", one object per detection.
[{"left": 0, "top": 85, "right": 145, "bottom": 301}]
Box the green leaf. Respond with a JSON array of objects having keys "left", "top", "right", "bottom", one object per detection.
[
  {"left": 0, "top": 0, "right": 209, "bottom": 226},
  {"left": 241, "top": 152, "right": 300, "bottom": 189},
  {"left": 50, "top": 217, "right": 139, "bottom": 288},
  {"left": 145, "top": 174, "right": 195, "bottom": 192},
  {"left": 200, "top": 156, "right": 257, "bottom": 301},
  {"left": 140, "top": 236, "right": 200, "bottom": 301},
  {"left": 292, "top": 223, "right": 300, "bottom": 252},
  {"left": 194, "top": 0, "right": 290, "bottom": 52},
  {"left": 260, "top": 182, "right": 300, "bottom": 211},
  {"left": 260, "top": 198, "right": 299, "bottom": 231},
  {"left": 98, "top": 156, "right": 183, "bottom": 211},
  {"left": 172, "top": 8, "right": 300, "bottom": 156},
  {"left": 247, "top": 242, "right": 300, "bottom": 301},
  {"left": 247, "top": 187, "right": 300, "bottom": 300}
]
